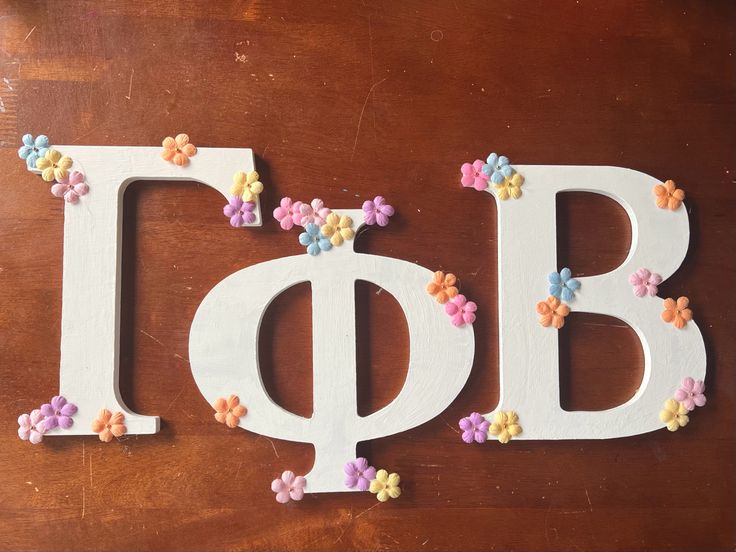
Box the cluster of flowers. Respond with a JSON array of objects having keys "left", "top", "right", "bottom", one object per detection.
[
  {"left": 426, "top": 271, "right": 477, "bottom": 327},
  {"left": 18, "top": 134, "right": 89, "bottom": 203},
  {"left": 224, "top": 170, "right": 264, "bottom": 227},
  {"left": 460, "top": 152, "right": 524, "bottom": 200},
  {"left": 459, "top": 411, "right": 523, "bottom": 444},
  {"left": 18, "top": 395, "right": 77, "bottom": 444},
  {"left": 659, "top": 377, "right": 706, "bottom": 431},
  {"left": 536, "top": 267, "right": 580, "bottom": 329}
]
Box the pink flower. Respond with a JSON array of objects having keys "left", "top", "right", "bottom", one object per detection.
[
  {"left": 445, "top": 294, "right": 477, "bottom": 327},
  {"left": 459, "top": 412, "right": 489, "bottom": 443},
  {"left": 344, "top": 458, "right": 377, "bottom": 491},
  {"left": 460, "top": 160, "right": 489, "bottom": 191},
  {"left": 273, "top": 197, "right": 303, "bottom": 230},
  {"left": 223, "top": 196, "right": 256, "bottom": 227},
  {"left": 50, "top": 170, "right": 89, "bottom": 204},
  {"left": 271, "top": 470, "right": 306, "bottom": 503},
  {"left": 18, "top": 409, "right": 47, "bottom": 444},
  {"left": 362, "top": 196, "right": 395, "bottom": 227},
  {"left": 299, "top": 198, "right": 331, "bottom": 226},
  {"left": 674, "top": 377, "right": 706, "bottom": 411},
  {"left": 629, "top": 268, "right": 662, "bottom": 297}
]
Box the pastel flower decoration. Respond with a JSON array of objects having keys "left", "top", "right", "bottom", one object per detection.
[
  {"left": 18, "top": 409, "right": 47, "bottom": 444},
  {"left": 299, "top": 198, "right": 331, "bottom": 226},
  {"left": 629, "top": 268, "right": 662, "bottom": 297},
  {"left": 536, "top": 296, "right": 570, "bottom": 329},
  {"left": 482, "top": 152, "right": 513, "bottom": 184},
  {"left": 460, "top": 159, "right": 490, "bottom": 191},
  {"left": 659, "top": 399, "right": 689, "bottom": 431},
  {"left": 50, "top": 170, "right": 89, "bottom": 204},
  {"left": 213, "top": 394, "right": 247, "bottom": 428},
  {"left": 230, "top": 170, "right": 263, "bottom": 202},
  {"left": 674, "top": 377, "right": 706, "bottom": 411},
  {"left": 445, "top": 294, "right": 477, "bottom": 327},
  {"left": 426, "top": 271, "right": 458, "bottom": 304},
  {"left": 653, "top": 180, "right": 685, "bottom": 211},
  {"left": 223, "top": 195, "right": 256, "bottom": 227},
  {"left": 362, "top": 196, "right": 395, "bottom": 226},
  {"left": 91, "top": 409, "right": 127, "bottom": 442},
  {"left": 495, "top": 172, "right": 524, "bottom": 200},
  {"left": 161, "top": 133, "right": 197, "bottom": 166},
  {"left": 459, "top": 412, "right": 490, "bottom": 444},
  {"left": 320, "top": 213, "right": 355, "bottom": 246},
  {"left": 39, "top": 395, "right": 78, "bottom": 430},
  {"left": 299, "top": 223, "right": 332, "bottom": 256},
  {"left": 369, "top": 469, "right": 401, "bottom": 502},
  {"left": 273, "top": 197, "right": 303, "bottom": 230},
  {"left": 661, "top": 296, "right": 693, "bottom": 329},
  {"left": 488, "top": 411, "right": 522, "bottom": 444},
  {"left": 548, "top": 267, "right": 581, "bottom": 302},
  {"left": 271, "top": 471, "right": 306, "bottom": 503},
  {"left": 344, "top": 458, "right": 377, "bottom": 491},
  {"left": 18, "top": 133, "right": 49, "bottom": 169},
  {"left": 35, "top": 149, "right": 72, "bottom": 182}
]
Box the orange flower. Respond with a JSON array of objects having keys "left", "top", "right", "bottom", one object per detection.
[
  {"left": 91, "top": 409, "right": 126, "bottom": 442},
  {"left": 161, "top": 133, "right": 197, "bottom": 166},
  {"left": 426, "top": 271, "right": 459, "bottom": 304},
  {"left": 653, "top": 180, "right": 685, "bottom": 210},
  {"left": 536, "top": 296, "right": 570, "bottom": 329},
  {"left": 213, "top": 394, "right": 247, "bottom": 428},
  {"left": 661, "top": 296, "right": 693, "bottom": 329}
]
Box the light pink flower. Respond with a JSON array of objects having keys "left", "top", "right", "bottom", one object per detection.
[
  {"left": 674, "top": 377, "right": 706, "bottom": 411},
  {"left": 445, "top": 294, "right": 477, "bottom": 327},
  {"left": 18, "top": 409, "right": 47, "bottom": 444},
  {"left": 299, "top": 198, "right": 331, "bottom": 226},
  {"left": 273, "top": 197, "right": 303, "bottom": 230},
  {"left": 629, "top": 268, "right": 662, "bottom": 297},
  {"left": 51, "top": 170, "right": 89, "bottom": 204},
  {"left": 460, "top": 160, "right": 489, "bottom": 191},
  {"left": 362, "top": 196, "right": 394, "bottom": 227},
  {"left": 271, "top": 470, "right": 306, "bottom": 503}
]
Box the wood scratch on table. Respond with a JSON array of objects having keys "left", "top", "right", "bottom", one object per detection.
[
  {"left": 89, "top": 453, "right": 93, "bottom": 488},
  {"left": 350, "top": 77, "right": 386, "bottom": 161},
  {"left": 354, "top": 501, "right": 380, "bottom": 519},
  {"left": 139, "top": 329, "right": 165, "bottom": 347},
  {"left": 81, "top": 441, "right": 85, "bottom": 466},
  {"left": 124, "top": 68, "right": 134, "bottom": 100},
  {"left": 258, "top": 435, "right": 280, "bottom": 458},
  {"left": 81, "top": 486, "right": 86, "bottom": 519},
  {"left": 173, "top": 353, "right": 190, "bottom": 364},
  {"left": 585, "top": 487, "right": 593, "bottom": 511},
  {"left": 22, "top": 26, "right": 36, "bottom": 43},
  {"left": 234, "top": 460, "right": 243, "bottom": 481},
  {"left": 164, "top": 385, "right": 186, "bottom": 414},
  {"left": 440, "top": 415, "right": 460, "bottom": 434}
]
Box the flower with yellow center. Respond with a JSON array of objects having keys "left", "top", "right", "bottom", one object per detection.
[
  {"left": 489, "top": 410, "right": 523, "bottom": 443},
  {"left": 230, "top": 171, "right": 263, "bottom": 202},
  {"left": 36, "top": 149, "right": 73, "bottom": 182},
  {"left": 494, "top": 172, "right": 524, "bottom": 200},
  {"left": 659, "top": 399, "right": 689, "bottom": 431},
  {"left": 369, "top": 469, "right": 401, "bottom": 502},
  {"left": 320, "top": 213, "right": 355, "bottom": 246}
]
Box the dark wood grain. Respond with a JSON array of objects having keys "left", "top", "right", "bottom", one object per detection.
[{"left": 0, "top": 1, "right": 734, "bottom": 551}]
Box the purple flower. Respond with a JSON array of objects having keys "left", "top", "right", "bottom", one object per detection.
[
  {"left": 629, "top": 268, "right": 662, "bottom": 297},
  {"left": 362, "top": 196, "right": 395, "bottom": 227},
  {"left": 40, "top": 395, "right": 78, "bottom": 430},
  {"left": 674, "top": 377, "right": 706, "bottom": 411},
  {"left": 223, "top": 195, "right": 256, "bottom": 227},
  {"left": 344, "top": 457, "right": 377, "bottom": 491},
  {"left": 18, "top": 409, "right": 47, "bottom": 444},
  {"left": 459, "top": 412, "right": 489, "bottom": 443},
  {"left": 51, "top": 170, "right": 89, "bottom": 204}
]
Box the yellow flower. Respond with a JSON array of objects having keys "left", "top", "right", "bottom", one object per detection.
[
  {"left": 489, "top": 411, "right": 522, "bottom": 443},
  {"left": 320, "top": 213, "right": 355, "bottom": 246},
  {"left": 659, "top": 399, "right": 689, "bottom": 431},
  {"left": 36, "top": 149, "right": 72, "bottom": 182},
  {"left": 369, "top": 469, "right": 401, "bottom": 502},
  {"left": 230, "top": 171, "right": 263, "bottom": 202},
  {"left": 494, "top": 172, "right": 524, "bottom": 200}
]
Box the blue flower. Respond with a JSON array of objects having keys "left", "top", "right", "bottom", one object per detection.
[
  {"left": 298, "top": 223, "right": 332, "bottom": 256},
  {"left": 548, "top": 268, "right": 580, "bottom": 302},
  {"left": 17, "top": 134, "right": 50, "bottom": 169},
  {"left": 481, "top": 152, "right": 513, "bottom": 184}
]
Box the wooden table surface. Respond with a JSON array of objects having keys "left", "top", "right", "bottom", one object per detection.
[{"left": 0, "top": 1, "right": 734, "bottom": 551}]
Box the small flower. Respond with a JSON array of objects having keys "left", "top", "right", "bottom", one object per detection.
[
  {"left": 482, "top": 152, "right": 513, "bottom": 184},
  {"left": 299, "top": 198, "right": 331, "bottom": 226},
  {"left": 659, "top": 399, "right": 689, "bottom": 431},
  {"left": 299, "top": 223, "right": 332, "bottom": 256},
  {"left": 213, "top": 394, "right": 247, "bottom": 428},
  {"left": 661, "top": 296, "right": 693, "bottom": 329},
  {"left": 653, "top": 180, "right": 685, "bottom": 210},
  {"left": 91, "top": 409, "right": 127, "bottom": 442},
  {"left": 18, "top": 409, "right": 47, "bottom": 444},
  {"left": 18, "top": 133, "right": 50, "bottom": 169},
  {"left": 536, "top": 296, "right": 570, "bottom": 329},
  {"left": 223, "top": 196, "right": 256, "bottom": 227},
  {"left": 549, "top": 268, "right": 581, "bottom": 302},
  {"left": 321, "top": 213, "right": 355, "bottom": 246},
  {"left": 362, "top": 196, "right": 395, "bottom": 226},
  {"left": 674, "top": 377, "right": 706, "bottom": 411},
  {"left": 40, "top": 396, "right": 78, "bottom": 430},
  {"left": 273, "top": 197, "right": 303, "bottom": 230},
  {"left": 344, "top": 458, "right": 377, "bottom": 491},
  {"left": 50, "top": 170, "right": 89, "bottom": 204},
  {"left": 445, "top": 294, "right": 477, "bottom": 327},
  {"left": 488, "top": 411, "right": 522, "bottom": 443},
  {"left": 426, "top": 271, "right": 458, "bottom": 304},
  {"left": 271, "top": 471, "right": 306, "bottom": 503},
  {"left": 495, "top": 172, "right": 524, "bottom": 200},
  {"left": 459, "top": 412, "right": 489, "bottom": 444},
  {"left": 161, "top": 134, "right": 197, "bottom": 166},
  {"left": 460, "top": 159, "right": 490, "bottom": 191},
  {"left": 230, "top": 171, "right": 263, "bottom": 202},
  {"left": 35, "top": 149, "right": 72, "bottom": 182},
  {"left": 629, "top": 268, "right": 662, "bottom": 297},
  {"left": 369, "top": 469, "right": 401, "bottom": 502}
]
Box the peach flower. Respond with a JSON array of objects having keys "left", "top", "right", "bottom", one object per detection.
[
  {"left": 653, "top": 180, "right": 685, "bottom": 210},
  {"left": 426, "top": 271, "right": 459, "bottom": 304},
  {"left": 213, "top": 394, "right": 247, "bottom": 428},
  {"left": 536, "top": 296, "right": 570, "bottom": 329},
  {"left": 661, "top": 296, "right": 693, "bottom": 329},
  {"left": 161, "top": 133, "right": 197, "bottom": 166},
  {"left": 91, "top": 409, "right": 126, "bottom": 442}
]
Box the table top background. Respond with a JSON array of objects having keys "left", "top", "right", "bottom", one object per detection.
[{"left": 0, "top": 1, "right": 734, "bottom": 551}]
